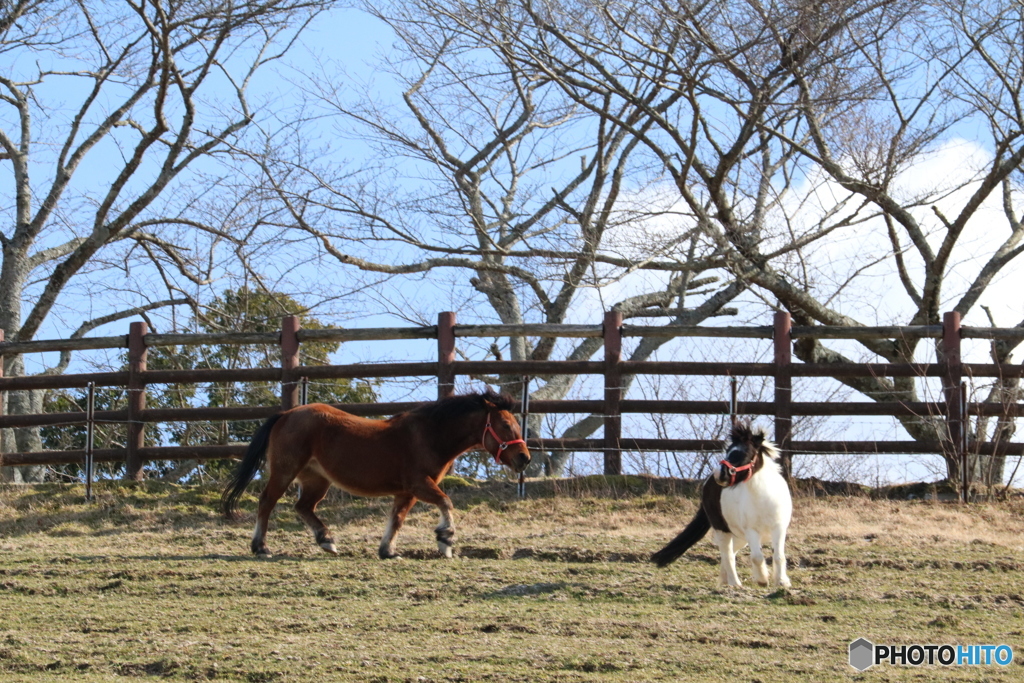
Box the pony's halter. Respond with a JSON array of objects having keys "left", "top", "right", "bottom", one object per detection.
[
  {"left": 482, "top": 415, "right": 526, "bottom": 465},
  {"left": 719, "top": 459, "right": 754, "bottom": 487}
]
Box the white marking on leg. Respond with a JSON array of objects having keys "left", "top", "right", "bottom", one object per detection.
[
  {"left": 252, "top": 519, "right": 271, "bottom": 557},
  {"left": 379, "top": 515, "right": 398, "bottom": 557},
  {"left": 436, "top": 507, "right": 455, "bottom": 558},
  {"left": 714, "top": 531, "right": 729, "bottom": 586},
  {"left": 718, "top": 532, "right": 742, "bottom": 587},
  {"left": 772, "top": 526, "right": 791, "bottom": 587},
  {"left": 745, "top": 529, "right": 768, "bottom": 586},
  {"left": 253, "top": 520, "right": 265, "bottom": 546}
]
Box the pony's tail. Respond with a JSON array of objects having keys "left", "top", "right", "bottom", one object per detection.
[
  {"left": 221, "top": 413, "right": 284, "bottom": 520},
  {"left": 650, "top": 508, "right": 711, "bottom": 568}
]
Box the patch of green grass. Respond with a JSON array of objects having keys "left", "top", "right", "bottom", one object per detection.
[
  {"left": 441, "top": 475, "right": 478, "bottom": 490},
  {"left": 2, "top": 482, "right": 1024, "bottom": 681}
]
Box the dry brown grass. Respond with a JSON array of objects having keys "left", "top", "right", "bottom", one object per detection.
[
  {"left": 790, "top": 496, "right": 1024, "bottom": 549},
  {"left": 1, "top": 479, "right": 1023, "bottom": 682}
]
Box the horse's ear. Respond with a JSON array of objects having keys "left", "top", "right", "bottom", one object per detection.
[
  {"left": 480, "top": 388, "right": 506, "bottom": 410},
  {"left": 752, "top": 426, "right": 779, "bottom": 459},
  {"left": 481, "top": 389, "right": 516, "bottom": 412},
  {"left": 730, "top": 420, "right": 752, "bottom": 443}
]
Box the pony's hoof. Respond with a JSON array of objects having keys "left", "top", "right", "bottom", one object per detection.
[
  {"left": 438, "top": 543, "right": 454, "bottom": 559},
  {"left": 319, "top": 542, "right": 338, "bottom": 555},
  {"left": 256, "top": 551, "right": 273, "bottom": 559},
  {"left": 378, "top": 548, "right": 402, "bottom": 560}
]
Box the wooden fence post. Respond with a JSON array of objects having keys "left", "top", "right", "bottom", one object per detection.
[
  {"left": 281, "top": 315, "right": 301, "bottom": 411},
  {"left": 437, "top": 312, "right": 456, "bottom": 399},
  {"left": 942, "top": 311, "right": 966, "bottom": 501},
  {"left": 604, "top": 310, "right": 623, "bottom": 476},
  {"left": 125, "top": 321, "right": 148, "bottom": 480},
  {"left": 773, "top": 311, "right": 793, "bottom": 480}
]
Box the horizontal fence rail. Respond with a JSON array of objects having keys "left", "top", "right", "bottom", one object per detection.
[
  {"left": 6, "top": 324, "right": 1024, "bottom": 356},
  {"left": 2, "top": 312, "right": 1023, "bottom": 498},
  {"left": 5, "top": 398, "right": 1024, "bottom": 431},
  {"left": 3, "top": 360, "right": 1024, "bottom": 394}
]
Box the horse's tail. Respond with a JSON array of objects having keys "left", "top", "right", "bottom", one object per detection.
[
  {"left": 221, "top": 413, "right": 284, "bottom": 520},
  {"left": 650, "top": 507, "right": 711, "bottom": 568}
]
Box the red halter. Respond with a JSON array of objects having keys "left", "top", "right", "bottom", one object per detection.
[
  {"left": 719, "top": 459, "right": 754, "bottom": 487},
  {"left": 482, "top": 415, "right": 526, "bottom": 465}
]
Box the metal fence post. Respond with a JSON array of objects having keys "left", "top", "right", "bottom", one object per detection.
[
  {"left": 281, "top": 315, "right": 300, "bottom": 411},
  {"left": 437, "top": 312, "right": 456, "bottom": 400},
  {"left": 603, "top": 310, "right": 623, "bottom": 476},
  {"left": 125, "top": 321, "right": 148, "bottom": 480},
  {"left": 773, "top": 311, "right": 793, "bottom": 480},
  {"left": 729, "top": 375, "right": 738, "bottom": 426},
  {"left": 942, "top": 311, "right": 966, "bottom": 501},
  {"left": 519, "top": 376, "right": 530, "bottom": 498},
  {"left": 0, "top": 329, "right": 4, "bottom": 470},
  {"left": 85, "top": 382, "right": 95, "bottom": 501}
]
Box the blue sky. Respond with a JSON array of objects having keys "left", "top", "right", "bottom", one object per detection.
[{"left": 5, "top": 3, "right": 1021, "bottom": 487}]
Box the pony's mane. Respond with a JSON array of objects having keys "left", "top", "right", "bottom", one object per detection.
[
  {"left": 406, "top": 389, "right": 515, "bottom": 422},
  {"left": 730, "top": 421, "right": 779, "bottom": 461}
]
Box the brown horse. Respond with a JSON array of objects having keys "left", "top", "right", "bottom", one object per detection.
[{"left": 222, "top": 390, "right": 530, "bottom": 559}]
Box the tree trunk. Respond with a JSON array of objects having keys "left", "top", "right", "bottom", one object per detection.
[{"left": 0, "top": 354, "right": 45, "bottom": 483}]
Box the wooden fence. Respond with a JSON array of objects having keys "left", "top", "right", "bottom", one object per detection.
[{"left": 2, "top": 311, "right": 1023, "bottom": 493}]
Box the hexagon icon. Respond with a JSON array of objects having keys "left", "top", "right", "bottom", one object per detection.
[{"left": 849, "top": 638, "right": 875, "bottom": 671}]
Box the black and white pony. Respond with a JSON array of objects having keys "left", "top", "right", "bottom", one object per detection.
[{"left": 651, "top": 422, "right": 792, "bottom": 588}]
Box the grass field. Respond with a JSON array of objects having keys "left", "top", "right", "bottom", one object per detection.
[{"left": 2, "top": 476, "right": 1023, "bottom": 682}]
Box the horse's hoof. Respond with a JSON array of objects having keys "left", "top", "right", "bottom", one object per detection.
[
  {"left": 437, "top": 543, "right": 454, "bottom": 559},
  {"left": 319, "top": 542, "right": 338, "bottom": 555},
  {"left": 256, "top": 551, "right": 273, "bottom": 559},
  {"left": 378, "top": 548, "right": 402, "bottom": 560}
]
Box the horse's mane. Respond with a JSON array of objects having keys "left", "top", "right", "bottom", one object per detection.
[
  {"left": 730, "top": 421, "right": 763, "bottom": 444},
  {"left": 730, "top": 421, "right": 779, "bottom": 461},
  {"left": 405, "top": 389, "right": 515, "bottom": 422}
]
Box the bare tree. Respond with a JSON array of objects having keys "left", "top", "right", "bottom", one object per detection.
[
  {"left": 245, "top": 0, "right": 780, "bottom": 474},
  {"left": 0, "top": 0, "right": 328, "bottom": 481},
  {"left": 745, "top": 0, "right": 1024, "bottom": 486},
  {"left": 411, "top": 0, "right": 1024, "bottom": 486}
]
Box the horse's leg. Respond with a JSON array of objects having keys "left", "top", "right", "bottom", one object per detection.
[
  {"left": 294, "top": 472, "right": 337, "bottom": 555},
  {"left": 252, "top": 476, "right": 291, "bottom": 558},
  {"left": 744, "top": 529, "right": 769, "bottom": 586},
  {"left": 252, "top": 434, "right": 312, "bottom": 558},
  {"left": 716, "top": 531, "right": 742, "bottom": 587},
  {"left": 713, "top": 531, "right": 729, "bottom": 586},
  {"left": 379, "top": 494, "right": 416, "bottom": 559},
  {"left": 411, "top": 479, "right": 456, "bottom": 558},
  {"left": 771, "top": 525, "right": 791, "bottom": 587}
]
